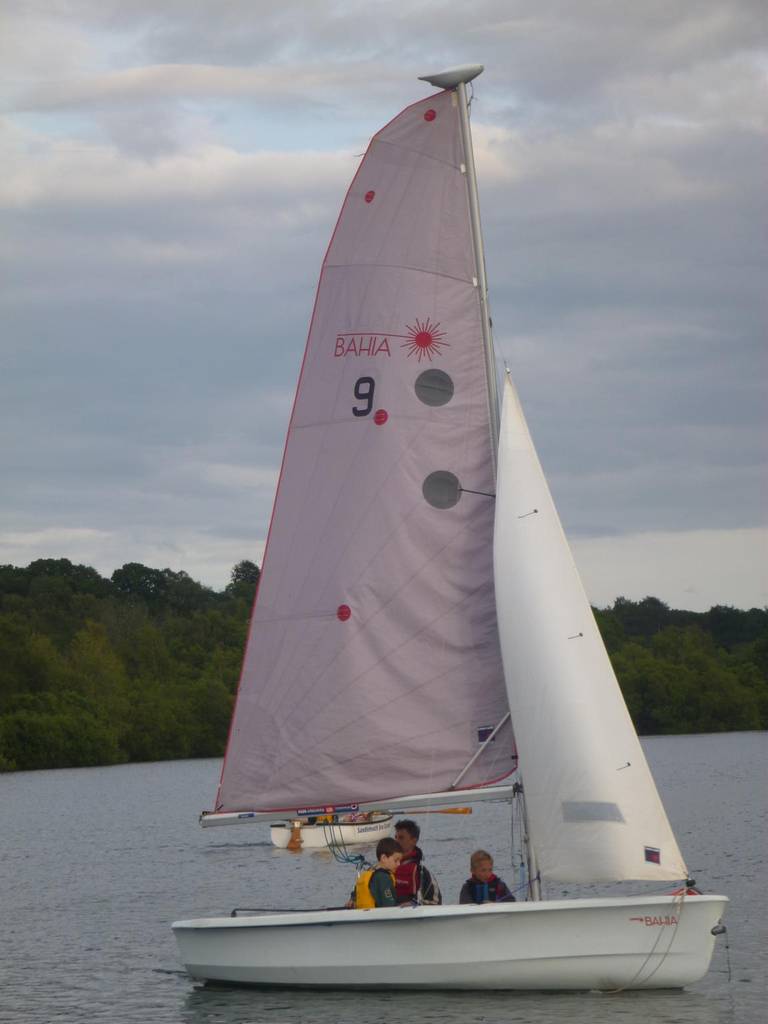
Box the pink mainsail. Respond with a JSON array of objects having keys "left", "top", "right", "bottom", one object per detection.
[{"left": 215, "top": 88, "right": 514, "bottom": 814}]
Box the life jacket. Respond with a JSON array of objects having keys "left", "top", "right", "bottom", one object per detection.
[
  {"left": 394, "top": 849, "right": 422, "bottom": 903},
  {"left": 353, "top": 867, "right": 394, "bottom": 909},
  {"left": 394, "top": 847, "right": 442, "bottom": 905},
  {"left": 462, "top": 873, "right": 512, "bottom": 904}
]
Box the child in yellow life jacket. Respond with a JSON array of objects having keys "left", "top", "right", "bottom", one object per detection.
[{"left": 351, "top": 838, "right": 403, "bottom": 908}]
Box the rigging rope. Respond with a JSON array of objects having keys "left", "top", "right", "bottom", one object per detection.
[
  {"left": 723, "top": 927, "right": 732, "bottom": 982},
  {"left": 321, "top": 819, "right": 370, "bottom": 870},
  {"left": 604, "top": 888, "right": 687, "bottom": 994}
]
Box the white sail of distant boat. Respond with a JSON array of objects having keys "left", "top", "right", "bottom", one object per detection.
[{"left": 173, "top": 65, "right": 727, "bottom": 991}]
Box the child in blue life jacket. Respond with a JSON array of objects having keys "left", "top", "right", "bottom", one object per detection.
[
  {"left": 349, "top": 838, "right": 403, "bottom": 908},
  {"left": 459, "top": 849, "right": 515, "bottom": 904}
]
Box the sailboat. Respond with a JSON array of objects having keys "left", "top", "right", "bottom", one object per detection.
[
  {"left": 172, "top": 64, "right": 727, "bottom": 990},
  {"left": 269, "top": 812, "right": 393, "bottom": 850}
]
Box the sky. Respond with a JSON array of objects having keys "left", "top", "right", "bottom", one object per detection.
[{"left": 2, "top": 0, "right": 766, "bottom": 612}]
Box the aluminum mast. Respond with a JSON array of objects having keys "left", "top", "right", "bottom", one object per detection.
[
  {"left": 418, "top": 64, "right": 500, "bottom": 477},
  {"left": 419, "top": 65, "right": 539, "bottom": 899}
]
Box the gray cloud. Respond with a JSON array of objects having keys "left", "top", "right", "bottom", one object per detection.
[{"left": 1, "top": 0, "right": 765, "bottom": 605}]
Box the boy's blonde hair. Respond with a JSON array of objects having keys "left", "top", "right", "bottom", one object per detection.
[{"left": 470, "top": 849, "right": 493, "bottom": 869}]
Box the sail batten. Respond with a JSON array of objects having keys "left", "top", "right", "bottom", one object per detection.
[
  {"left": 372, "top": 134, "right": 464, "bottom": 167},
  {"left": 324, "top": 265, "right": 475, "bottom": 286},
  {"left": 216, "top": 87, "right": 515, "bottom": 815}
]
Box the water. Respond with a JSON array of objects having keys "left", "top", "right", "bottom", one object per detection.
[{"left": 1, "top": 732, "right": 765, "bottom": 1024}]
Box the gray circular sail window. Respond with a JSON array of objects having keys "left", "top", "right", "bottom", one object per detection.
[
  {"left": 422, "top": 470, "right": 461, "bottom": 509},
  {"left": 414, "top": 368, "right": 454, "bottom": 407}
]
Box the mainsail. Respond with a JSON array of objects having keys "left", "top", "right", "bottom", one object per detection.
[
  {"left": 494, "top": 374, "right": 687, "bottom": 882},
  {"left": 215, "top": 87, "right": 515, "bottom": 815}
]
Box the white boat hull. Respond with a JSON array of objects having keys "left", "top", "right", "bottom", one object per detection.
[
  {"left": 173, "top": 893, "right": 727, "bottom": 990},
  {"left": 269, "top": 814, "right": 392, "bottom": 849}
]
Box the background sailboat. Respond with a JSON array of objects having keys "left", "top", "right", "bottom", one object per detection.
[{"left": 173, "top": 65, "right": 727, "bottom": 990}]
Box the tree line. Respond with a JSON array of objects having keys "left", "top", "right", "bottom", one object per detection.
[{"left": 0, "top": 558, "right": 765, "bottom": 772}]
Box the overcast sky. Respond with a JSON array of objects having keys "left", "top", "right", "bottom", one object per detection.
[{"left": 2, "top": 1, "right": 766, "bottom": 611}]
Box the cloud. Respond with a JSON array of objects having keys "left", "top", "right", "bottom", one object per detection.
[
  {"left": 0, "top": 128, "right": 352, "bottom": 210},
  {"left": 7, "top": 62, "right": 401, "bottom": 115},
  {"left": 573, "top": 527, "right": 768, "bottom": 612},
  {"left": 0, "top": 525, "right": 262, "bottom": 591},
  {"left": 0, "top": 0, "right": 765, "bottom": 609}
]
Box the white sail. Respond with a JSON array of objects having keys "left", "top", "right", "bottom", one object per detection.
[
  {"left": 214, "top": 87, "right": 515, "bottom": 816},
  {"left": 494, "top": 374, "right": 687, "bottom": 882}
]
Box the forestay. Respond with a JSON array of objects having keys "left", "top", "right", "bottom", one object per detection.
[
  {"left": 494, "top": 375, "right": 687, "bottom": 882},
  {"left": 215, "top": 88, "right": 515, "bottom": 815}
]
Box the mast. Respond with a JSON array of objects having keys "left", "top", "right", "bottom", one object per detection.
[
  {"left": 418, "top": 65, "right": 500, "bottom": 477},
  {"left": 419, "top": 67, "right": 538, "bottom": 899}
]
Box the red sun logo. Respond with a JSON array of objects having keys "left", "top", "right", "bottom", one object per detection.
[{"left": 401, "top": 318, "right": 449, "bottom": 362}]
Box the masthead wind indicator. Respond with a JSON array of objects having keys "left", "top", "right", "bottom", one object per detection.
[{"left": 418, "top": 64, "right": 484, "bottom": 89}]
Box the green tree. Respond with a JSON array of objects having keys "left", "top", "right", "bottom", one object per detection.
[
  {"left": 67, "top": 621, "right": 131, "bottom": 742},
  {"left": 111, "top": 563, "right": 168, "bottom": 605},
  {"left": 0, "top": 616, "right": 70, "bottom": 709},
  {"left": 0, "top": 692, "right": 122, "bottom": 770},
  {"left": 611, "top": 626, "right": 763, "bottom": 733},
  {"left": 225, "top": 560, "right": 260, "bottom": 604},
  {"left": 3, "top": 552, "right": 762, "bottom": 774},
  {"left": 120, "top": 684, "right": 192, "bottom": 762}
]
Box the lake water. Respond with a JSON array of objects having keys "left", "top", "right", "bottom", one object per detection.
[{"left": 1, "top": 732, "right": 765, "bottom": 1024}]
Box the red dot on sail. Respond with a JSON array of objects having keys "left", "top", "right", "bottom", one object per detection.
[
  {"left": 424, "top": 109, "right": 436, "bottom": 122},
  {"left": 374, "top": 409, "right": 388, "bottom": 425},
  {"left": 337, "top": 604, "right": 351, "bottom": 621},
  {"left": 414, "top": 331, "right": 433, "bottom": 349},
  {"left": 364, "top": 190, "right": 375, "bottom": 203}
]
